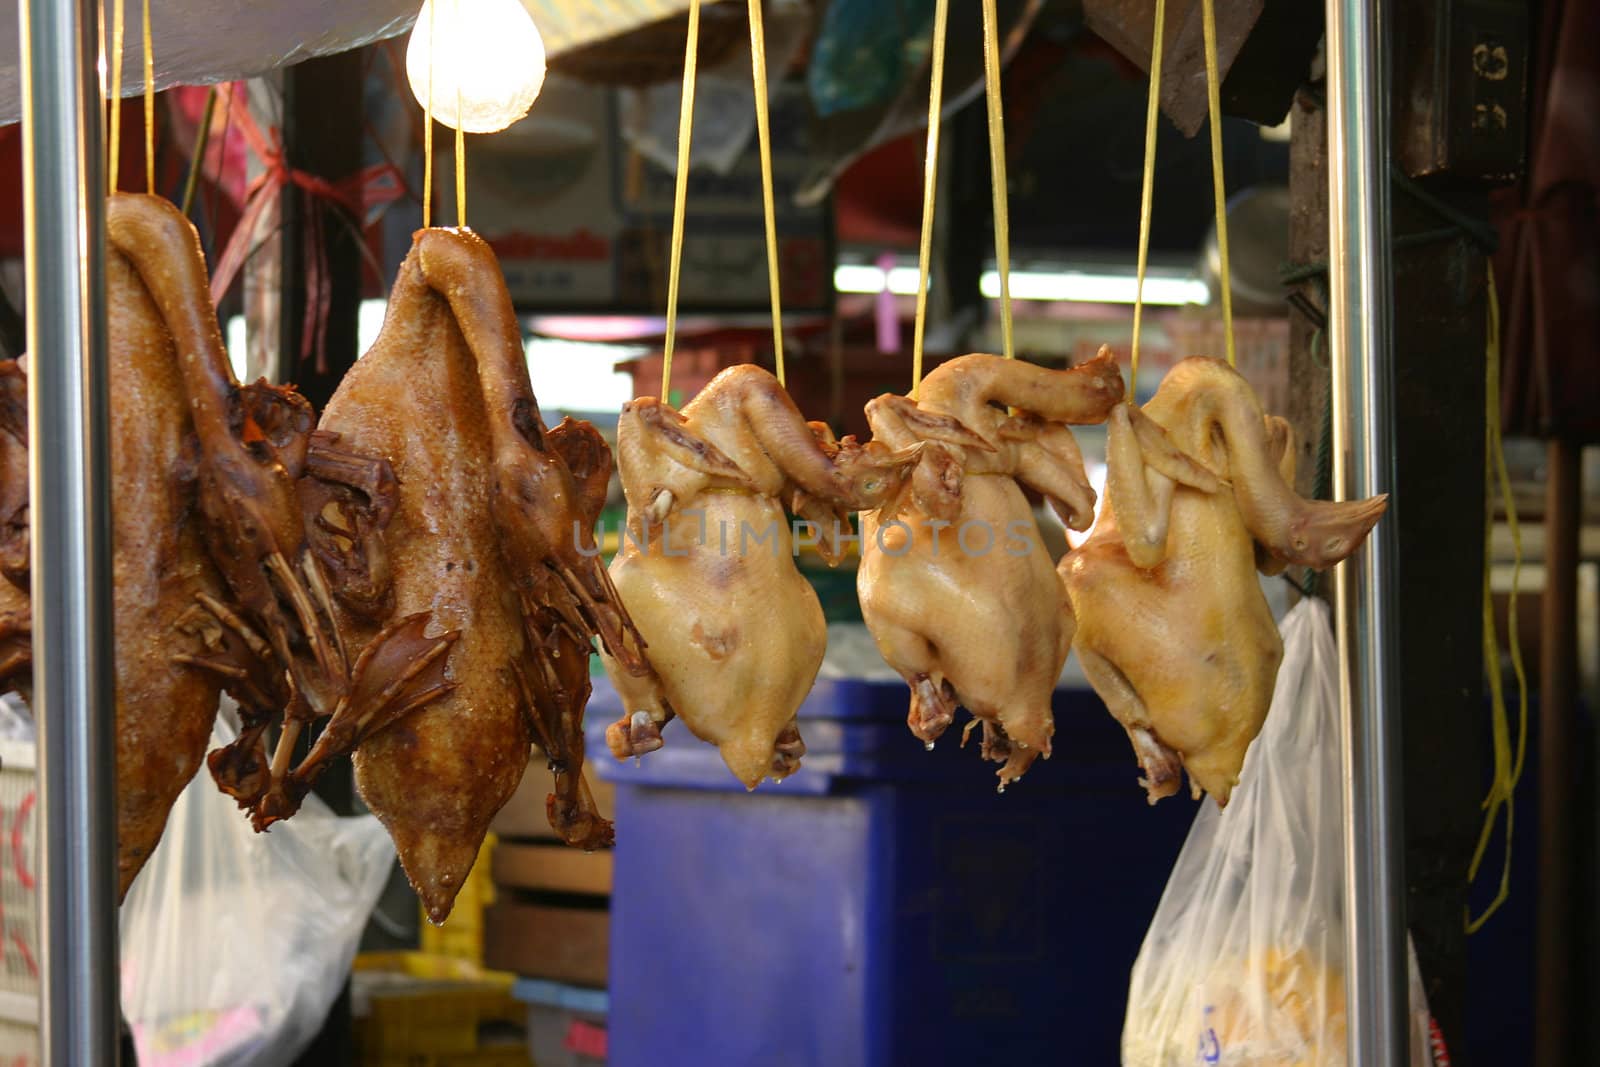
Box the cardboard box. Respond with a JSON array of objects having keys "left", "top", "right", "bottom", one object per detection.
[
  {"left": 484, "top": 902, "right": 609, "bottom": 988},
  {"left": 493, "top": 843, "right": 613, "bottom": 897}
]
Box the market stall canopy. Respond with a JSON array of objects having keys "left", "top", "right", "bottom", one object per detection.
[{"left": 0, "top": 0, "right": 703, "bottom": 126}]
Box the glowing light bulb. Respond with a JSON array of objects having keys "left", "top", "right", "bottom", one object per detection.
[{"left": 406, "top": 0, "right": 547, "bottom": 134}]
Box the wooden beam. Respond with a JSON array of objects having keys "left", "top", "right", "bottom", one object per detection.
[
  {"left": 1537, "top": 437, "right": 1582, "bottom": 1067},
  {"left": 1389, "top": 182, "right": 1488, "bottom": 1060}
]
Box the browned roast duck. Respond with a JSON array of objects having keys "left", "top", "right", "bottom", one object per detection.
[
  {"left": 0, "top": 216, "right": 237, "bottom": 895},
  {"left": 105, "top": 194, "right": 448, "bottom": 832},
  {"left": 0, "top": 360, "right": 28, "bottom": 695},
  {"left": 0, "top": 198, "right": 275, "bottom": 894},
  {"left": 1059, "top": 356, "right": 1388, "bottom": 806},
  {"left": 309, "top": 227, "right": 643, "bottom": 920},
  {"left": 856, "top": 350, "right": 1123, "bottom": 788},
  {"left": 440, "top": 229, "right": 650, "bottom": 848},
  {"left": 104, "top": 207, "right": 245, "bottom": 895},
  {"left": 601, "top": 366, "right": 919, "bottom": 788}
]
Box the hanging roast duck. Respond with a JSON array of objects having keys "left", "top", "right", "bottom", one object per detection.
[
  {"left": 1059, "top": 356, "right": 1388, "bottom": 806},
  {"left": 308, "top": 226, "right": 648, "bottom": 921},
  {"left": 856, "top": 350, "right": 1123, "bottom": 788},
  {"left": 0, "top": 359, "right": 28, "bottom": 696},
  {"left": 0, "top": 201, "right": 241, "bottom": 894},
  {"left": 106, "top": 194, "right": 452, "bottom": 833}
]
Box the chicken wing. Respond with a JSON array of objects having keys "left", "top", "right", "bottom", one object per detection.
[
  {"left": 603, "top": 366, "right": 917, "bottom": 788},
  {"left": 1059, "top": 356, "right": 1388, "bottom": 805},
  {"left": 857, "top": 351, "right": 1123, "bottom": 788}
]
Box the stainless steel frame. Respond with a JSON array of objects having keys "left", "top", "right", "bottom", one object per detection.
[
  {"left": 1325, "top": 0, "right": 1409, "bottom": 1061},
  {"left": 18, "top": 0, "right": 120, "bottom": 1060}
]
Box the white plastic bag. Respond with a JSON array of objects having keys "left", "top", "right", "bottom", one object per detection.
[
  {"left": 620, "top": 3, "right": 811, "bottom": 176},
  {"left": 1122, "top": 598, "right": 1443, "bottom": 1066},
  {"left": 119, "top": 707, "right": 395, "bottom": 1067}
]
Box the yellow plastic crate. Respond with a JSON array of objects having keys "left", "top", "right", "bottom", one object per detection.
[
  {"left": 420, "top": 834, "right": 498, "bottom": 965},
  {"left": 355, "top": 952, "right": 511, "bottom": 984},
  {"left": 352, "top": 953, "right": 526, "bottom": 1065}
]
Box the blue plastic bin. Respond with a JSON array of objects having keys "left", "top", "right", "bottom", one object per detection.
[{"left": 590, "top": 674, "right": 1198, "bottom": 1066}]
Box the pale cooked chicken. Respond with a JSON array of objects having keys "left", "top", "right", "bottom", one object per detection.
[
  {"left": 603, "top": 366, "right": 917, "bottom": 788},
  {"left": 857, "top": 351, "right": 1123, "bottom": 787},
  {"left": 1059, "top": 356, "right": 1388, "bottom": 805},
  {"left": 105, "top": 195, "right": 450, "bottom": 831},
  {"left": 312, "top": 227, "right": 641, "bottom": 920}
]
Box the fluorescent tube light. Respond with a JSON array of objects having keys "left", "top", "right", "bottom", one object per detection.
[
  {"left": 835, "top": 265, "right": 1209, "bottom": 305},
  {"left": 981, "top": 270, "right": 1209, "bottom": 306}
]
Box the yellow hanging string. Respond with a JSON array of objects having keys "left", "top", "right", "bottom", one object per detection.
[
  {"left": 1128, "top": 0, "right": 1166, "bottom": 400},
  {"left": 978, "top": 0, "right": 1013, "bottom": 361},
  {"left": 909, "top": 0, "right": 950, "bottom": 399},
  {"left": 1199, "top": 0, "right": 1234, "bottom": 367},
  {"left": 142, "top": 0, "right": 154, "bottom": 193},
  {"left": 454, "top": 0, "right": 466, "bottom": 227},
  {"left": 747, "top": 0, "right": 784, "bottom": 386},
  {"left": 454, "top": 124, "right": 466, "bottom": 227},
  {"left": 422, "top": 0, "right": 436, "bottom": 229},
  {"left": 1466, "top": 262, "right": 1528, "bottom": 934},
  {"left": 660, "top": 0, "right": 701, "bottom": 400},
  {"left": 108, "top": 0, "right": 126, "bottom": 193}
]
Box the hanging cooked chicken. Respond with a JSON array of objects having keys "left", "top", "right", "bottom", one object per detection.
[
  {"left": 602, "top": 365, "right": 918, "bottom": 788},
  {"left": 311, "top": 227, "right": 645, "bottom": 921},
  {"left": 106, "top": 194, "right": 444, "bottom": 831},
  {"left": 857, "top": 350, "right": 1123, "bottom": 788},
  {"left": 1059, "top": 356, "right": 1388, "bottom": 806}
]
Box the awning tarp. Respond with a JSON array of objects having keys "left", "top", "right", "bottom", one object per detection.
[{"left": 0, "top": 0, "right": 700, "bottom": 126}]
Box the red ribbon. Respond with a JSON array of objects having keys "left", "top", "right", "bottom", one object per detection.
[{"left": 209, "top": 88, "right": 405, "bottom": 373}]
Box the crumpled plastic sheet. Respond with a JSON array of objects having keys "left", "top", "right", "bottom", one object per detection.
[
  {"left": 619, "top": 3, "right": 809, "bottom": 178},
  {"left": 0, "top": 0, "right": 418, "bottom": 126},
  {"left": 0, "top": 0, "right": 703, "bottom": 128}
]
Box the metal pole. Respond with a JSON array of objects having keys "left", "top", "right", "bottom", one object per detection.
[
  {"left": 18, "top": 0, "right": 120, "bottom": 1061},
  {"left": 1325, "top": 0, "right": 1408, "bottom": 1062}
]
